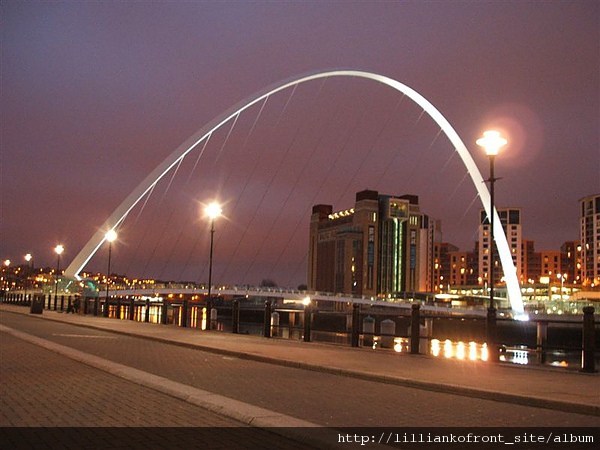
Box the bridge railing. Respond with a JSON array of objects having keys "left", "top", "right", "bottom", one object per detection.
[{"left": 2, "top": 290, "right": 597, "bottom": 372}]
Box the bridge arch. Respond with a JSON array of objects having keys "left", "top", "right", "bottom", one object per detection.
[{"left": 64, "top": 69, "right": 525, "bottom": 315}]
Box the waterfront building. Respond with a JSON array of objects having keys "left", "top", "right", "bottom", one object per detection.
[
  {"left": 448, "top": 249, "right": 478, "bottom": 287},
  {"left": 308, "top": 190, "right": 435, "bottom": 297},
  {"left": 579, "top": 193, "right": 600, "bottom": 286},
  {"left": 478, "top": 207, "right": 522, "bottom": 287},
  {"left": 561, "top": 240, "right": 582, "bottom": 285},
  {"left": 433, "top": 242, "right": 458, "bottom": 293}
]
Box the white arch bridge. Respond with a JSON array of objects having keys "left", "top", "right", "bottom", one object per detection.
[
  {"left": 106, "top": 286, "right": 491, "bottom": 318},
  {"left": 64, "top": 69, "right": 525, "bottom": 317}
]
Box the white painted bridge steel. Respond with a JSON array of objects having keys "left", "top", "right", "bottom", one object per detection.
[
  {"left": 105, "top": 287, "right": 488, "bottom": 318},
  {"left": 64, "top": 70, "right": 525, "bottom": 316}
]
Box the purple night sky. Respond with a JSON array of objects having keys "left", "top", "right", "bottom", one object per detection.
[{"left": 2, "top": 1, "right": 598, "bottom": 288}]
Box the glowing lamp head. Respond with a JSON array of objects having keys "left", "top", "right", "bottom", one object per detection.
[
  {"left": 105, "top": 229, "right": 118, "bottom": 243},
  {"left": 54, "top": 245, "right": 64, "bottom": 256},
  {"left": 25, "top": 253, "right": 32, "bottom": 262},
  {"left": 302, "top": 297, "right": 311, "bottom": 306},
  {"left": 3, "top": 259, "right": 10, "bottom": 267},
  {"left": 205, "top": 202, "right": 222, "bottom": 220},
  {"left": 477, "top": 130, "right": 507, "bottom": 157}
]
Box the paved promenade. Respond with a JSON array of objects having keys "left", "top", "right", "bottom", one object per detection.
[{"left": 1, "top": 303, "right": 597, "bottom": 420}]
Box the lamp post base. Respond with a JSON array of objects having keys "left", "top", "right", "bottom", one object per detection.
[{"left": 486, "top": 306, "right": 498, "bottom": 362}]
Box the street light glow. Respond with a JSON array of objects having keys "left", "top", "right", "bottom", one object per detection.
[
  {"left": 476, "top": 130, "right": 507, "bottom": 156},
  {"left": 55, "top": 245, "right": 64, "bottom": 255},
  {"left": 25, "top": 253, "right": 32, "bottom": 262},
  {"left": 105, "top": 229, "right": 118, "bottom": 242},
  {"left": 205, "top": 202, "right": 222, "bottom": 220}
]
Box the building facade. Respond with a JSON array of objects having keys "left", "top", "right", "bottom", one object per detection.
[
  {"left": 561, "top": 240, "right": 582, "bottom": 285},
  {"left": 580, "top": 194, "right": 600, "bottom": 286},
  {"left": 308, "top": 190, "right": 435, "bottom": 297},
  {"left": 478, "top": 208, "right": 522, "bottom": 287}
]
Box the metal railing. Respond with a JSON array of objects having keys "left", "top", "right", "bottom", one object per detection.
[{"left": 1, "top": 290, "right": 596, "bottom": 372}]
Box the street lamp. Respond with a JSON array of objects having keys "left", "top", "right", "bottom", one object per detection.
[
  {"left": 204, "top": 202, "right": 222, "bottom": 330},
  {"left": 104, "top": 230, "right": 117, "bottom": 317},
  {"left": 54, "top": 245, "right": 64, "bottom": 299},
  {"left": 477, "top": 130, "right": 507, "bottom": 362},
  {"left": 557, "top": 273, "right": 567, "bottom": 300},
  {"left": 3, "top": 259, "right": 10, "bottom": 293},
  {"left": 24, "top": 253, "right": 33, "bottom": 300}
]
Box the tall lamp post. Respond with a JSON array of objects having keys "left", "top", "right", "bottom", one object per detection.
[
  {"left": 54, "top": 245, "right": 64, "bottom": 300},
  {"left": 204, "top": 202, "right": 222, "bottom": 330},
  {"left": 3, "top": 259, "right": 10, "bottom": 294},
  {"left": 104, "top": 230, "right": 117, "bottom": 317},
  {"left": 24, "top": 253, "right": 33, "bottom": 301},
  {"left": 477, "top": 130, "right": 507, "bottom": 362},
  {"left": 557, "top": 273, "right": 567, "bottom": 300}
]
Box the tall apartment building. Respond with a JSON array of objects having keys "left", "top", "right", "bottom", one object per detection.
[
  {"left": 449, "top": 249, "right": 479, "bottom": 286},
  {"left": 308, "top": 190, "right": 435, "bottom": 297},
  {"left": 521, "top": 239, "right": 538, "bottom": 283},
  {"left": 580, "top": 194, "right": 600, "bottom": 286},
  {"left": 433, "top": 242, "right": 458, "bottom": 292},
  {"left": 478, "top": 208, "right": 522, "bottom": 287},
  {"left": 561, "top": 241, "right": 582, "bottom": 285},
  {"left": 539, "top": 251, "right": 565, "bottom": 278}
]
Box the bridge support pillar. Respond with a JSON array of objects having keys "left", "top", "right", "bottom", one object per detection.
[
  {"left": 145, "top": 299, "right": 150, "bottom": 323},
  {"left": 581, "top": 306, "right": 596, "bottom": 373}
]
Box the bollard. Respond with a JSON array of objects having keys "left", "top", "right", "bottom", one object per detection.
[
  {"left": 380, "top": 319, "right": 396, "bottom": 349},
  {"left": 66, "top": 297, "right": 72, "bottom": 313},
  {"left": 264, "top": 301, "right": 272, "bottom": 338},
  {"left": 145, "top": 299, "right": 150, "bottom": 323},
  {"left": 116, "top": 298, "right": 122, "bottom": 320},
  {"left": 351, "top": 304, "right": 360, "bottom": 348},
  {"left": 205, "top": 298, "right": 213, "bottom": 329},
  {"left": 103, "top": 296, "right": 110, "bottom": 318},
  {"left": 129, "top": 298, "right": 135, "bottom": 321},
  {"left": 29, "top": 295, "right": 43, "bottom": 314},
  {"left": 46, "top": 294, "right": 51, "bottom": 309},
  {"left": 53, "top": 294, "right": 58, "bottom": 311},
  {"left": 581, "top": 306, "right": 596, "bottom": 373},
  {"left": 93, "top": 298, "right": 99, "bottom": 316},
  {"left": 303, "top": 304, "right": 312, "bottom": 342},
  {"left": 410, "top": 304, "right": 420, "bottom": 354},
  {"left": 210, "top": 308, "right": 218, "bottom": 330},
  {"left": 536, "top": 321, "right": 548, "bottom": 364},
  {"left": 363, "top": 316, "right": 375, "bottom": 348},
  {"left": 271, "top": 311, "right": 280, "bottom": 337},
  {"left": 232, "top": 299, "right": 240, "bottom": 334}
]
